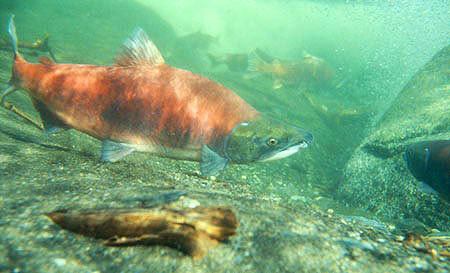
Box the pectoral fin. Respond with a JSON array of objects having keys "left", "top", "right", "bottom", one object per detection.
[
  {"left": 101, "top": 140, "right": 135, "bottom": 162},
  {"left": 200, "top": 145, "right": 229, "bottom": 177},
  {"left": 0, "top": 85, "right": 17, "bottom": 105}
]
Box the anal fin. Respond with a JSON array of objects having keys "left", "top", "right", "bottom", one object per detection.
[
  {"left": 101, "top": 140, "right": 135, "bottom": 162},
  {"left": 31, "top": 98, "right": 69, "bottom": 134}
]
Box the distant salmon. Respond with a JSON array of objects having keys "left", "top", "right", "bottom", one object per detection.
[
  {"left": 249, "top": 51, "right": 335, "bottom": 90},
  {"left": 404, "top": 140, "right": 450, "bottom": 200},
  {"left": 1, "top": 15, "right": 313, "bottom": 176},
  {"left": 208, "top": 53, "right": 249, "bottom": 73}
]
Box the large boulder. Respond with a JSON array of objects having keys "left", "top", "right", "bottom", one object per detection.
[{"left": 337, "top": 45, "right": 450, "bottom": 230}]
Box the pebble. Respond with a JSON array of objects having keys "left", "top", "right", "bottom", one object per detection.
[
  {"left": 179, "top": 197, "right": 200, "bottom": 208},
  {"left": 52, "top": 258, "right": 66, "bottom": 267},
  {"left": 290, "top": 195, "right": 306, "bottom": 202}
]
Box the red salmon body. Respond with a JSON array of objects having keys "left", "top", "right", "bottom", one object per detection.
[
  {"left": 10, "top": 29, "right": 259, "bottom": 159},
  {"left": 3, "top": 16, "right": 313, "bottom": 176}
]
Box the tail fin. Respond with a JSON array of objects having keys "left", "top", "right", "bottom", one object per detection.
[
  {"left": 1, "top": 14, "right": 20, "bottom": 105},
  {"left": 247, "top": 50, "right": 265, "bottom": 72},
  {"left": 8, "top": 14, "right": 19, "bottom": 58}
]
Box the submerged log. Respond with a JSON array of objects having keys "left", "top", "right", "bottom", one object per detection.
[{"left": 46, "top": 206, "right": 238, "bottom": 259}]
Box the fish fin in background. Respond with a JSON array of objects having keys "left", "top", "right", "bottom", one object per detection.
[
  {"left": 115, "top": 27, "right": 165, "bottom": 67},
  {"left": 254, "top": 48, "right": 274, "bottom": 63},
  {"left": 200, "top": 145, "right": 229, "bottom": 177},
  {"left": 38, "top": 56, "right": 55, "bottom": 65},
  {"left": 247, "top": 49, "right": 265, "bottom": 72},
  {"left": 207, "top": 53, "right": 222, "bottom": 68},
  {"left": 101, "top": 140, "right": 136, "bottom": 162},
  {"left": 30, "top": 98, "right": 69, "bottom": 134}
]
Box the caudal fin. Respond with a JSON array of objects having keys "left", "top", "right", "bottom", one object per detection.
[
  {"left": 247, "top": 50, "right": 265, "bottom": 72},
  {"left": 8, "top": 14, "right": 19, "bottom": 58},
  {"left": 1, "top": 14, "right": 20, "bottom": 105}
]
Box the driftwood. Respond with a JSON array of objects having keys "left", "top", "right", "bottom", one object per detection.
[
  {"left": 46, "top": 205, "right": 238, "bottom": 259},
  {"left": 1, "top": 101, "right": 43, "bottom": 130}
]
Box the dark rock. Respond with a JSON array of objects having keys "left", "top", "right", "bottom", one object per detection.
[{"left": 337, "top": 45, "right": 450, "bottom": 230}]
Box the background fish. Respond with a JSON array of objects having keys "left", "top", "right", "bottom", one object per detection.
[
  {"left": 1, "top": 15, "right": 313, "bottom": 177},
  {"left": 166, "top": 31, "right": 219, "bottom": 71},
  {"left": 208, "top": 53, "right": 249, "bottom": 73},
  {"left": 207, "top": 48, "right": 273, "bottom": 73},
  {"left": 248, "top": 51, "right": 335, "bottom": 90},
  {"left": 404, "top": 140, "right": 450, "bottom": 200}
]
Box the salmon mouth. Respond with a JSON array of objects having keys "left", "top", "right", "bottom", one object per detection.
[
  {"left": 259, "top": 144, "right": 301, "bottom": 162},
  {"left": 259, "top": 135, "right": 313, "bottom": 162}
]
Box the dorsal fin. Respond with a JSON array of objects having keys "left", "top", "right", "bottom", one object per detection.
[
  {"left": 115, "top": 28, "right": 165, "bottom": 67},
  {"left": 38, "top": 56, "right": 55, "bottom": 65},
  {"left": 271, "top": 59, "right": 281, "bottom": 65}
]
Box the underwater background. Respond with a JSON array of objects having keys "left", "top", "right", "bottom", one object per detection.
[{"left": 0, "top": 0, "right": 449, "bottom": 272}]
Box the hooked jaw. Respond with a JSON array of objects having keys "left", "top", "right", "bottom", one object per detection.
[
  {"left": 259, "top": 129, "right": 313, "bottom": 162},
  {"left": 259, "top": 144, "right": 301, "bottom": 162}
]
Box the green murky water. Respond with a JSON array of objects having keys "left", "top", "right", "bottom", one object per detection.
[{"left": 0, "top": 1, "right": 449, "bottom": 272}]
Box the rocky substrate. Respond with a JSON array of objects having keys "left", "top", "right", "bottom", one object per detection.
[{"left": 337, "top": 45, "right": 450, "bottom": 231}]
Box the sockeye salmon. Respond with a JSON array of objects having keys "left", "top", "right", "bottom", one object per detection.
[
  {"left": 1, "top": 15, "right": 313, "bottom": 176},
  {"left": 404, "top": 140, "right": 450, "bottom": 200},
  {"left": 249, "top": 51, "right": 335, "bottom": 90}
]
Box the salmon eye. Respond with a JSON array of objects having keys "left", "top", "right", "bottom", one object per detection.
[{"left": 267, "top": 138, "right": 278, "bottom": 146}]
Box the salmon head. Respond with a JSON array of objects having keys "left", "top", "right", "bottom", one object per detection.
[{"left": 201, "top": 115, "right": 313, "bottom": 176}]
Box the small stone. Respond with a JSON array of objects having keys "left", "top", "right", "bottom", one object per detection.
[
  {"left": 290, "top": 195, "right": 305, "bottom": 202},
  {"left": 52, "top": 258, "right": 66, "bottom": 267},
  {"left": 181, "top": 198, "right": 200, "bottom": 208}
]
